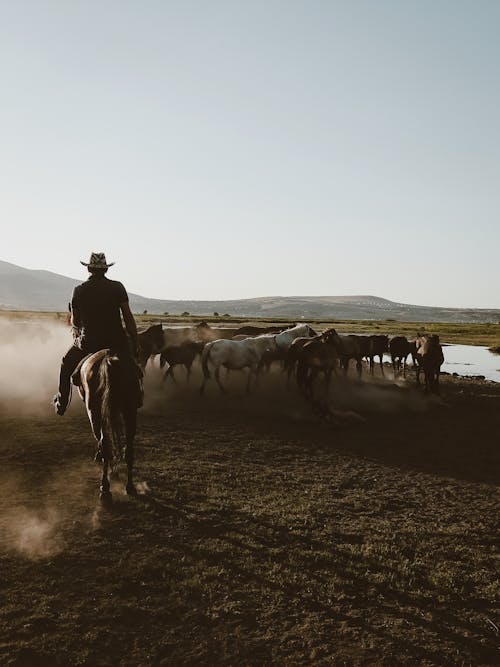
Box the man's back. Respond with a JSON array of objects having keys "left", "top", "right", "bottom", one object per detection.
[{"left": 72, "top": 274, "right": 128, "bottom": 350}]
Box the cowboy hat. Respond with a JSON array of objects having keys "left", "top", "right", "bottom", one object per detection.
[{"left": 80, "top": 252, "right": 115, "bottom": 269}]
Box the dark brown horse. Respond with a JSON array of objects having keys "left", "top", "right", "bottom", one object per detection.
[
  {"left": 75, "top": 350, "right": 143, "bottom": 503},
  {"left": 295, "top": 329, "right": 339, "bottom": 397},
  {"left": 368, "top": 335, "right": 389, "bottom": 374},
  {"left": 414, "top": 334, "right": 444, "bottom": 394},
  {"left": 138, "top": 323, "right": 164, "bottom": 370},
  {"left": 160, "top": 341, "right": 205, "bottom": 383},
  {"left": 331, "top": 333, "right": 364, "bottom": 377},
  {"left": 389, "top": 336, "right": 416, "bottom": 376}
]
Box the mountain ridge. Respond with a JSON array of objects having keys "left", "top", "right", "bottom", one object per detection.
[{"left": 1, "top": 260, "right": 499, "bottom": 323}]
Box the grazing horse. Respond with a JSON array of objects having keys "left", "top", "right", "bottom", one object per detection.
[
  {"left": 75, "top": 350, "right": 143, "bottom": 503},
  {"left": 160, "top": 341, "right": 205, "bottom": 384},
  {"left": 414, "top": 334, "right": 444, "bottom": 394},
  {"left": 200, "top": 336, "right": 277, "bottom": 394},
  {"left": 137, "top": 323, "right": 164, "bottom": 370}
]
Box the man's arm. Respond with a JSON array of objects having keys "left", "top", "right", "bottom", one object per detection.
[
  {"left": 70, "top": 292, "right": 82, "bottom": 339},
  {"left": 120, "top": 301, "right": 139, "bottom": 357}
]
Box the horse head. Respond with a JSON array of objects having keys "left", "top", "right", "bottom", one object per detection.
[
  {"left": 322, "top": 328, "right": 337, "bottom": 344},
  {"left": 152, "top": 323, "right": 164, "bottom": 348}
]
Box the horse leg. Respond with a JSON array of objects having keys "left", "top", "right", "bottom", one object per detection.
[
  {"left": 296, "top": 363, "right": 306, "bottom": 395},
  {"left": 379, "top": 355, "right": 385, "bottom": 375},
  {"left": 433, "top": 371, "right": 440, "bottom": 395},
  {"left": 308, "top": 367, "right": 319, "bottom": 398},
  {"left": 356, "top": 357, "right": 362, "bottom": 378},
  {"left": 215, "top": 366, "right": 225, "bottom": 393},
  {"left": 423, "top": 368, "right": 430, "bottom": 393},
  {"left": 124, "top": 410, "right": 137, "bottom": 496},
  {"left": 325, "top": 368, "right": 332, "bottom": 395},
  {"left": 87, "top": 400, "right": 104, "bottom": 462},
  {"left": 246, "top": 366, "right": 255, "bottom": 394},
  {"left": 99, "top": 433, "right": 113, "bottom": 504},
  {"left": 186, "top": 362, "right": 193, "bottom": 384},
  {"left": 253, "top": 364, "right": 263, "bottom": 391}
]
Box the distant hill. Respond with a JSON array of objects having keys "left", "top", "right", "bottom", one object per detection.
[{"left": 1, "top": 260, "right": 499, "bottom": 323}]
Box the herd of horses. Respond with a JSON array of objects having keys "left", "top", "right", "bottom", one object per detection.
[
  {"left": 74, "top": 320, "right": 444, "bottom": 503},
  {"left": 137, "top": 321, "right": 445, "bottom": 396}
]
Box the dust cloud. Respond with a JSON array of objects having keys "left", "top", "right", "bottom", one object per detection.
[
  {"left": 0, "top": 463, "right": 121, "bottom": 560},
  {"left": 0, "top": 316, "right": 71, "bottom": 414},
  {"left": 2, "top": 507, "right": 65, "bottom": 560}
]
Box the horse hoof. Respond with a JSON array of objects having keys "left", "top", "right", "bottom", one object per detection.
[{"left": 126, "top": 484, "right": 137, "bottom": 496}]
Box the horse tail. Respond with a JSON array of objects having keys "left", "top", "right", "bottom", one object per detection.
[
  {"left": 201, "top": 344, "right": 212, "bottom": 379},
  {"left": 99, "top": 353, "right": 123, "bottom": 459}
]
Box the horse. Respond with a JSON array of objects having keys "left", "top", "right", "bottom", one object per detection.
[
  {"left": 137, "top": 323, "right": 164, "bottom": 370},
  {"left": 160, "top": 341, "right": 205, "bottom": 384},
  {"left": 258, "top": 324, "right": 318, "bottom": 373},
  {"left": 331, "top": 333, "right": 364, "bottom": 376},
  {"left": 367, "top": 335, "right": 389, "bottom": 374},
  {"left": 136, "top": 322, "right": 213, "bottom": 369},
  {"left": 283, "top": 328, "right": 326, "bottom": 386},
  {"left": 284, "top": 336, "right": 315, "bottom": 387},
  {"left": 295, "top": 328, "right": 339, "bottom": 396},
  {"left": 389, "top": 336, "right": 415, "bottom": 376},
  {"left": 414, "top": 334, "right": 444, "bottom": 394},
  {"left": 74, "top": 350, "right": 143, "bottom": 504},
  {"left": 199, "top": 335, "right": 277, "bottom": 394},
  {"left": 274, "top": 323, "right": 317, "bottom": 349}
]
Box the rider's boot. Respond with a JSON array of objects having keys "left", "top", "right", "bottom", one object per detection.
[
  {"left": 53, "top": 385, "right": 71, "bottom": 416},
  {"left": 53, "top": 345, "right": 86, "bottom": 416}
]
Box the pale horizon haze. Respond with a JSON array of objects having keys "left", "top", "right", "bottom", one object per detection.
[{"left": 1, "top": 1, "right": 499, "bottom": 308}]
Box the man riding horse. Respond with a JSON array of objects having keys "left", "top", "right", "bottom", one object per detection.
[{"left": 53, "top": 252, "right": 141, "bottom": 415}]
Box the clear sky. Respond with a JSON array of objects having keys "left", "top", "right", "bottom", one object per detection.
[{"left": 1, "top": 1, "right": 499, "bottom": 307}]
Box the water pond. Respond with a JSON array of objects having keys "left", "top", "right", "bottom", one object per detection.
[{"left": 440, "top": 344, "right": 500, "bottom": 383}]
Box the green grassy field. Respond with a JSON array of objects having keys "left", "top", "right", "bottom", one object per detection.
[{"left": 2, "top": 310, "right": 500, "bottom": 348}]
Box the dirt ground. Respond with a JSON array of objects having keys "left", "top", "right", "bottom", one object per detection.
[{"left": 0, "top": 364, "right": 499, "bottom": 666}]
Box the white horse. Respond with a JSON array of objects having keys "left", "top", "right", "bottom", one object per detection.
[
  {"left": 257, "top": 323, "right": 318, "bottom": 373},
  {"left": 274, "top": 323, "right": 317, "bottom": 349},
  {"left": 200, "top": 335, "right": 277, "bottom": 394}
]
